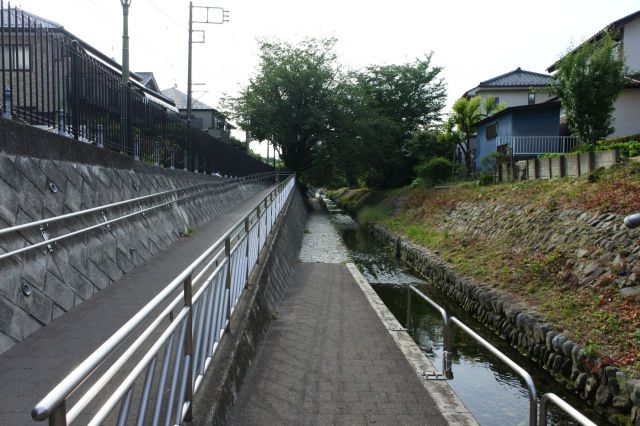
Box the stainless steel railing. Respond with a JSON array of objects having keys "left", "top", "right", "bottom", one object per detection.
[
  {"left": 406, "top": 285, "right": 596, "bottom": 426},
  {"left": 540, "top": 393, "right": 596, "bottom": 426},
  {"left": 31, "top": 174, "right": 296, "bottom": 425},
  {"left": 0, "top": 171, "right": 276, "bottom": 262}
]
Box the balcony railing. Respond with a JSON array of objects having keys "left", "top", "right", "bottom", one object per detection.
[{"left": 496, "top": 136, "right": 580, "bottom": 156}]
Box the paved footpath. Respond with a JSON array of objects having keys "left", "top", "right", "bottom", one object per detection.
[
  {"left": 0, "top": 185, "right": 276, "bottom": 426},
  {"left": 228, "top": 200, "right": 475, "bottom": 425}
]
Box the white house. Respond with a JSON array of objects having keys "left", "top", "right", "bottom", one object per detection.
[
  {"left": 547, "top": 9, "right": 640, "bottom": 138},
  {"left": 463, "top": 67, "right": 554, "bottom": 108}
]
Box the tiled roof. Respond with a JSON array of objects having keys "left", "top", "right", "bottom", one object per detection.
[
  {"left": 626, "top": 75, "right": 640, "bottom": 88},
  {"left": 0, "top": 7, "right": 63, "bottom": 29},
  {"left": 161, "top": 86, "right": 215, "bottom": 110},
  {"left": 135, "top": 72, "right": 154, "bottom": 86},
  {"left": 478, "top": 67, "right": 552, "bottom": 88}
]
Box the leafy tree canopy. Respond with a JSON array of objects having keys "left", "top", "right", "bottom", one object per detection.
[
  {"left": 552, "top": 32, "right": 626, "bottom": 145},
  {"left": 227, "top": 38, "right": 448, "bottom": 187}
]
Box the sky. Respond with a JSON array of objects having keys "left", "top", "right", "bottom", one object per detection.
[{"left": 13, "top": 0, "right": 640, "bottom": 156}]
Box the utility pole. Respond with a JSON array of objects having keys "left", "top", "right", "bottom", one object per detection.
[
  {"left": 120, "top": 0, "right": 132, "bottom": 154},
  {"left": 186, "top": 2, "right": 229, "bottom": 171}
]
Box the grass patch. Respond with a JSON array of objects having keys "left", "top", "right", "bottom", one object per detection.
[{"left": 329, "top": 162, "right": 640, "bottom": 375}]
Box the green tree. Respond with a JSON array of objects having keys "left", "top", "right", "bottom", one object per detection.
[
  {"left": 552, "top": 33, "right": 626, "bottom": 145},
  {"left": 349, "top": 54, "right": 447, "bottom": 187},
  {"left": 226, "top": 38, "right": 342, "bottom": 181},
  {"left": 449, "top": 96, "right": 505, "bottom": 175}
]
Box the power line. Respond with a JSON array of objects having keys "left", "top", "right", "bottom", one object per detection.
[{"left": 141, "top": 0, "right": 188, "bottom": 30}]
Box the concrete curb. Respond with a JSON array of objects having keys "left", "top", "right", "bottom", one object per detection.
[{"left": 346, "top": 262, "right": 478, "bottom": 426}]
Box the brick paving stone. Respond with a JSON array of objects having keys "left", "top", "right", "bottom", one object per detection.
[
  {"left": 227, "top": 261, "right": 448, "bottom": 425},
  {"left": 228, "top": 204, "right": 449, "bottom": 425}
]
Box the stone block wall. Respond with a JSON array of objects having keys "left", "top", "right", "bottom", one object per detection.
[
  {"left": 364, "top": 200, "right": 640, "bottom": 424},
  {"left": 509, "top": 149, "right": 619, "bottom": 182},
  {"left": 0, "top": 152, "right": 271, "bottom": 353}
]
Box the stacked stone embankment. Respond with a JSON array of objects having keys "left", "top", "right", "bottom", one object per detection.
[
  {"left": 0, "top": 152, "right": 270, "bottom": 353},
  {"left": 363, "top": 200, "right": 640, "bottom": 424}
]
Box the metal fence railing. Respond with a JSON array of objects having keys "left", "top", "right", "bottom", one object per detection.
[
  {"left": 406, "top": 285, "right": 596, "bottom": 426},
  {"left": 0, "top": 172, "right": 277, "bottom": 262},
  {"left": 0, "top": 2, "right": 270, "bottom": 176},
  {"left": 31, "top": 174, "right": 295, "bottom": 425},
  {"left": 495, "top": 136, "right": 580, "bottom": 156}
]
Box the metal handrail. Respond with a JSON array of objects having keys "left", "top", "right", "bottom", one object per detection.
[
  {"left": 31, "top": 174, "right": 296, "bottom": 425},
  {"left": 0, "top": 171, "right": 275, "bottom": 236},
  {"left": 407, "top": 285, "right": 594, "bottom": 426},
  {"left": 447, "top": 317, "right": 538, "bottom": 426},
  {"left": 0, "top": 171, "right": 276, "bottom": 261},
  {"left": 540, "top": 393, "right": 596, "bottom": 426},
  {"left": 407, "top": 285, "right": 452, "bottom": 378}
]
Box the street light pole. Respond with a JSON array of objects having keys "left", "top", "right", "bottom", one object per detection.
[
  {"left": 186, "top": 3, "right": 229, "bottom": 172},
  {"left": 120, "top": 0, "right": 131, "bottom": 154},
  {"left": 187, "top": 1, "right": 193, "bottom": 171}
]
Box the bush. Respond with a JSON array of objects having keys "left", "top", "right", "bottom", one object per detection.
[
  {"left": 599, "top": 141, "right": 640, "bottom": 157},
  {"left": 478, "top": 173, "right": 494, "bottom": 186},
  {"left": 414, "top": 157, "right": 453, "bottom": 183},
  {"left": 573, "top": 140, "right": 640, "bottom": 157},
  {"left": 479, "top": 152, "right": 500, "bottom": 172}
]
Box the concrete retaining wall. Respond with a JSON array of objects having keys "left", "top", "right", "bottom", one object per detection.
[
  {"left": 0, "top": 151, "right": 270, "bottom": 353},
  {"left": 508, "top": 149, "right": 619, "bottom": 182},
  {"left": 191, "top": 187, "right": 308, "bottom": 425}
]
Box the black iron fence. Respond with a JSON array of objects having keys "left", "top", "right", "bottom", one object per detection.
[{"left": 0, "top": 2, "right": 270, "bottom": 176}]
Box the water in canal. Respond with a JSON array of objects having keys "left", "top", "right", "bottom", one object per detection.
[{"left": 326, "top": 203, "right": 610, "bottom": 426}]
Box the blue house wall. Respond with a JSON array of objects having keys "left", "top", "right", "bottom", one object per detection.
[
  {"left": 512, "top": 107, "right": 560, "bottom": 136},
  {"left": 476, "top": 114, "right": 512, "bottom": 171},
  {"left": 475, "top": 104, "right": 560, "bottom": 170}
]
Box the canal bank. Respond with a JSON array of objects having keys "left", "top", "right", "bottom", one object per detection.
[{"left": 324, "top": 191, "right": 624, "bottom": 425}]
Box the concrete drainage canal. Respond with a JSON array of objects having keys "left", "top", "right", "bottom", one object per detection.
[{"left": 321, "top": 197, "right": 610, "bottom": 426}]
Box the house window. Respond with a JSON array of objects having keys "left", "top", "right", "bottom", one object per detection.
[
  {"left": 528, "top": 92, "right": 535, "bottom": 105},
  {"left": 486, "top": 122, "right": 497, "bottom": 139},
  {"left": 2, "top": 45, "right": 30, "bottom": 70}
]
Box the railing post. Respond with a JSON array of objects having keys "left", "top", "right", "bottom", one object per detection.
[
  {"left": 154, "top": 142, "right": 160, "bottom": 166},
  {"left": 49, "top": 401, "right": 67, "bottom": 426},
  {"left": 96, "top": 124, "right": 104, "bottom": 148},
  {"left": 133, "top": 135, "right": 140, "bottom": 161},
  {"left": 3, "top": 87, "right": 12, "bottom": 120},
  {"left": 443, "top": 319, "right": 453, "bottom": 379},
  {"left": 225, "top": 237, "right": 232, "bottom": 332},
  {"left": 57, "top": 109, "right": 65, "bottom": 136},
  {"left": 244, "top": 217, "right": 250, "bottom": 286},
  {"left": 406, "top": 286, "right": 412, "bottom": 330},
  {"left": 183, "top": 273, "right": 193, "bottom": 422},
  {"left": 255, "top": 205, "right": 261, "bottom": 264}
]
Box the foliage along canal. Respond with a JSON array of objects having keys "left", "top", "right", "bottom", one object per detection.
[{"left": 326, "top": 202, "right": 610, "bottom": 426}]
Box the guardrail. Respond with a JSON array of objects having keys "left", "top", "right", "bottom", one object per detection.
[
  {"left": 0, "top": 171, "right": 276, "bottom": 262},
  {"left": 31, "top": 173, "right": 296, "bottom": 425},
  {"left": 406, "top": 285, "right": 596, "bottom": 426}
]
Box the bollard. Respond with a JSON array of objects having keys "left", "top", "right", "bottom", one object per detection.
[
  {"left": 96, "top": 124, "right": 104, "bottom": 148},
  {"left": 170, "top": 146, "right": 175, "bottom": 170},
  {"left": 2, "top": 87, "right": 12, "bottom": 120},
  {"left": 133, "top": 135, "right": 140, "bottom": 161}
]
